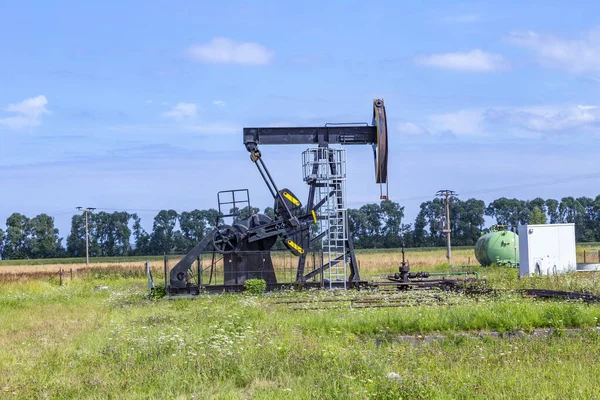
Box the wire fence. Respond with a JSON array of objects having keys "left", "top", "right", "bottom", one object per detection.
[
  {"left": 0, "top": 250, "right": 328, "bottom": 287},
  {"left": 164, "top": 249, "right": 327, "bottom": 288},
  {"left": 583, "top": 249, "right": 600, "bottom": 264},
  {"left": 0, "top": 265, "right": 155, "bottom": 284}
]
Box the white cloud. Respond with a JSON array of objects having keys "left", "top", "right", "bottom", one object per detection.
[
  {"left": 157, "top": 102, "right": 238, "bottom": 135},
  {"left": 397, "top": 122, "right": 429, "bottom": 135},
  {"left": 426, "top": 104, "right": 600, "bottom": 137},
  {"left": 428, "top": 110, "right": 484, "bottom": 136},
  {"left": 506, "top": 30, "right": 600, "bottom": 74},
  {"left": 212, "top": 100, "right": 226, "bottom": 108},
  {"left": 485, "top": 104, "right": 600, "bottom": 133},
  {"left": 161, "top": 102, "right": 198, "bottom": 120},
  {"left": 0, "top": 95, "right": 50, "bottom": 130},
  {"left": 415, "top": 49, "right": 508, "bottom": 72},
  {"left": 186, "top": 37, "right": 274, "bottom": 65}
]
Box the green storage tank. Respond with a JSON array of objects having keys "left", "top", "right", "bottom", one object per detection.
[{"left": 474, "top": 227, "right": 519, "bottom": 267}]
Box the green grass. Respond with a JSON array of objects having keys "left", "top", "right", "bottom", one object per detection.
[
  {"left": 579, "top": 242, "right": 600, "bottom": 247},
  {"left": 2, "top": 268, "right": 600, "bottom": 399}
]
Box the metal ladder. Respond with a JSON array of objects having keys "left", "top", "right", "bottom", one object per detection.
[{"left": 303, "top": 147, "right": 348, "bottom": 289}]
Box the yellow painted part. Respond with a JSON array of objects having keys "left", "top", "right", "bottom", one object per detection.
[
  {"left": 311, "top": 209, "right": 317, "bottom": 223},
  {"left": 287, "top": 239, "right": 304, "bottom": 254},
  {"left": 283, "top": 191, "right": 300, "bottom": 206}
]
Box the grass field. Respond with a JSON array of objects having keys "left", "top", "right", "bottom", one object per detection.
[{"left": 2, "top": 248, "right": 600, "bottom": 399}]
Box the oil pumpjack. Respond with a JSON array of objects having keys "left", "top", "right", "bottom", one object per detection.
[{"left": 167, "top": 99, "right": 389, "bottom": 295}]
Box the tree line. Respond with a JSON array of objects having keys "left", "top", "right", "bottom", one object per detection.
[{"left": 1, "top": 195, "right": 599, "bottom": 260}]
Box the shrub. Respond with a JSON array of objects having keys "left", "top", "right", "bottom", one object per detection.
[{"left": 244, "top": 278, "right": 267, "bottom": 295}]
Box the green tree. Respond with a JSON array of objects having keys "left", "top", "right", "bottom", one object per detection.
[
  {"left": 203, "top": 208, "right": 223, "bottom": 231},
  {"left": 545, "top": 199, "right": 560, "bottom": 223},
  {"left": 109, "top": 211, "right": 133, "bottom": 256},
  {"left": 347, "top": 208, "right": 367, "bottom": 248},
  {"left": 559, "top": 197, "right": 586, "bottom": 240},
  {"left": 485, "top": 197, "right": 529, "bottom": 228},
  {"left": 230, "top": 206, "right": 260, "bottom": 223},
  {"left": 529, "top": 206, "right": 547, "bottom": 224},
  {"left": 399, "top": 223, "right": 414, "bottom": 247},
  {"left": 150, "top": 210, "right": 179, "bottom": 254},
  {"left": 350, "top": 203, "right": 384, "bottom": 248},
  {"left": 412, "top": 207, "right": 428, "bottom": 247},
  {"left": 2, "top": 213, "right": 31, "bottom": 259},
  {"left": 559, "top": 197, "right": 584, "bottom": 223},
  {"left": 0, "top": 228, "right": 5, "bottom": 259},
  {"left": 347, "top": 200, "right": 406, "bottom": 248},
  {"left": 379, "top": 199, "right": 405, "bottom": 247},
  {"left": 28, "top": 213, "right": 63, "bottom": 258},
  {"left": 131, "top": 214, "right": 151, "bottom": 255},
  {"left": 419, "top": 199, "right": 445, "bottom": 247},
  {"left": 575, "top": 196, "right": 599, "bottom": 242},
  {"left": 178, "top": 210, "right": 206, "bottom": 248},
  {"left": 175, "top": 209, "right": 222, "bottom": 252},
  {"left": 528, "top": 197, "right": 547, "bottom": 214},
  {"left": 81, "top": 211, "right": 133, "bottom": 257},
  {"left": 450, "top": 198, "right": 485, "bottom": 246},
  {"left": 66, "top": 214, "right": 86, "bottom": 257},
  {"left": 594, "top": 195, "right": 600, "bottom": 242}
]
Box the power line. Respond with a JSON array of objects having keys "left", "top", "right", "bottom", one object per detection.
[
  {"left": 395, "top": 171, "right": 600, "bottom": 202},
  {"left": 94, "top": 207, "right": 166, "bottom": 213},
  {"left": 459, "top": 172, "right": 600, "bottom": 197}
]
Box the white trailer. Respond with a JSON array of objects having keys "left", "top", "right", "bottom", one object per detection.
[{"left": 517, "top": 223, "right": 577, "bottom": 277}]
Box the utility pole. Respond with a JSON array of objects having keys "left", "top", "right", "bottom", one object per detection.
[
  {"left": 436, "top": 190, "right": 456, "bottom": 267},
  {"left": 76, "top": 207, "right": 96, "bottom": 266}
]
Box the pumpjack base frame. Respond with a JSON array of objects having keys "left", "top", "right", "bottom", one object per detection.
[
  {"left": 166, "top": 281, "right": 369, "bottom": 297},
  {"left": 164, "top": 278, "right": 479, "bottom": 298}
]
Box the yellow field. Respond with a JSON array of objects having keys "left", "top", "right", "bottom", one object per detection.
[
  {"left": 0, "top": 245, "right": 594, "bottom": 280},
  {"left": 353, "top": 249, "right": 475, "bottom": 271},
  {"left": 0, "top": 248, "right": 474, "bottom": 285},
  {"left": 0, "top": 261, "right": 152, "bottom": 274}
]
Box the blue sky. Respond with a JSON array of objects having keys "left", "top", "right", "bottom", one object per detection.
[{"left": 1, "top": 0, "right": 600, "bottom": 238}]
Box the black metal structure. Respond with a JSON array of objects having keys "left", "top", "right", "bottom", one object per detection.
[
  {"left": 243, "top": 98, "right": 389, "bottom": 194},
  {"left": 167, "top": 99, "right": 389, "bottom": 296},
  {"left": 217, "top": 189, "right": 251, "bottom": 218}
]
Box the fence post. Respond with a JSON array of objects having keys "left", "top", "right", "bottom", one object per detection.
[
  {"left": 163, "top": 254, "right": 168, "bottom": 291},
  {"left": 70, "top": 268, "right": 73, "bottom": 280},
  {"left": 59, "top": 268, "right": 63, "bottom": 286},
  {"left": 146, "top": 261, "right": 155, "bottom": 297},
  {"left": 198, "top": 256, "right": 202, "bottom": 288}
]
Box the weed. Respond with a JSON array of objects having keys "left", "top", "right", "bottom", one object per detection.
[{"left": 244, "top": 278, "right": 267, "bottom": 295}]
